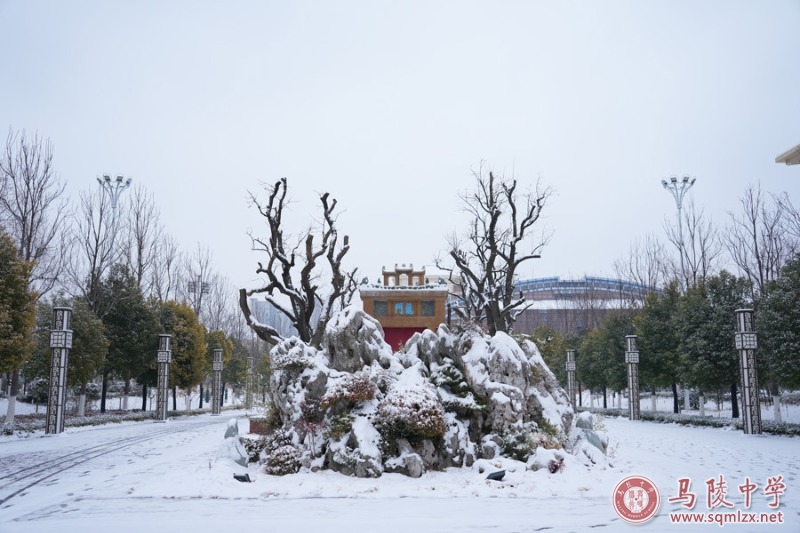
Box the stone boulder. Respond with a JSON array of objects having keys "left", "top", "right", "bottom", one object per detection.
[{"left": 323, "top": 307, "right": 394, "bottom": 373}]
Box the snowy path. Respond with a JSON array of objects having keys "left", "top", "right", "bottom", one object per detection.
[{"left": 0, "top": 414, "right": 797, "bottom": 532}]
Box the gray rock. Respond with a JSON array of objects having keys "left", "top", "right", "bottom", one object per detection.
[
  {"left": 575, "top": 412, "right": 593, "bottom": 430},
  {"left": 217, "top": 435, "right": 249, "bottom": 467},
  {"left": 322, "top": 308, "right": 393, "bottom": 373},
  {"left": 224, "top": 418, "right": 239, "bottom": 439},
  {"left": 577, "top": 428, "right": 607, "bottom": 454}
]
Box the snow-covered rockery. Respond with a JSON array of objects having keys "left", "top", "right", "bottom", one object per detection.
[{"left": 256, "top": 307, "right": 602, "bottom": 478}]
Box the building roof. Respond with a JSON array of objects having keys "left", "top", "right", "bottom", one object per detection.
[{"left": 776, "top": 144, "right": 800, "bottom": 166}]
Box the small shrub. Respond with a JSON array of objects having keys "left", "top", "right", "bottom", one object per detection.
[
  {"left": 320, "top": 372, "right": 377, "bottom": 410},
  {"left": 376, "top": 386, "right": 446, "bottom": 443},
  {"left": 326, "top": 414, "right": 353, "bottom": 441},
  {"left": 264, "top": 445, "right": 301, "bottom": 475}
]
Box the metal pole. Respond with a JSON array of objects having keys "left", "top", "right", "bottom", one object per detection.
[
  {"left": 46, "top": 307, "right": 73, "bottom": 434},
  {"left": 661, "top": 176, "right": 696, "bottom": 290},
  {"left": 565, "top": 349, "right": 576, "bottom": 407},
  {"left": 735, "top": 309, "right": 761, "bottom": 435},
  {"left": 96, "top": 174, "right": 132, "bottom": 251},
  {"left": 625, "top": 335, "right": 641, "bottom": 421},
  {"left": 156, "top": 334, "right": 172, "bottom": 422},
  {"left": 212, "top": 348, "right": 223, "bottom": 415}
]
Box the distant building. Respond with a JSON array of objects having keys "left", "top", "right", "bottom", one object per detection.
[
  {"left": 359, "top": 264, "right": 449, "bottom": 349},
  {"left": 512, "top": 276, "right": 659, "bottom": 335},
  {"left": 776, "top": 143, "right": 800, "bottom": 166}
]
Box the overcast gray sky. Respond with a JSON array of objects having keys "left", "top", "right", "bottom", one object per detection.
[{"left": 2, "top": 1, "right": 799, "bottom": 293}]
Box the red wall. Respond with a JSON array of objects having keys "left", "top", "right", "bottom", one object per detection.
[{"left": 384, "top": 327, "right": 426, "bottom": 351}]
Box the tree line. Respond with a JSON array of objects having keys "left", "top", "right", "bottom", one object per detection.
[{"left": 0, "top": 129, "right": 267, "bottom": 424}]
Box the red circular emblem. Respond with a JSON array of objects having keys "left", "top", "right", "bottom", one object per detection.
[{"left": 612, "top": 475, "right": 661, "bottom": 524}]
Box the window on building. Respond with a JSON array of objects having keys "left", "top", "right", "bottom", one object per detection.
[
  {"left": 421, "top": 300, "right": 435, "bottom": 316},
  {"left": 393, "top": 302, "right": 415, "bottom": 315},
  {"left": 374, "top": 301, "right": 388, "bottom": 317}
]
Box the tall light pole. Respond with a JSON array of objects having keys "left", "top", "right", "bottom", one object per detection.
[
  {"left": 97, "top": 174, "right": 132, "bottom": 249},
  {"left": 46, "top": 307, "right": 73, "bottom": 435},
  {"left": 625, "top": 335, "right": 641, "bottom": 421},
  {"left": 661, "top": 176, "right": 696, "bottom": 290}
]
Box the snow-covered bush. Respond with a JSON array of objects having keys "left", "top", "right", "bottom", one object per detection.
[
  {"left": 262, "top": 429, "right": 302, "bottom": 475},
  {"left": 264, "top": 445, "right": 302, "bottom": 475},
  {"left": 320, "top": 371, "right": 377, "bottom": 410},
  {"left": 376, "top": 385, "right": 446, "bottom": 442},
  {"left": 500, "top": 421, "right": 562, "bottom": 462},
  {"left": 270, "top": 337, "right": 318, "bottom": 371}
]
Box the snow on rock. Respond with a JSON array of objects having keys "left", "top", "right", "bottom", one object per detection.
[
  {"left": 323, "top": 306, "right": 394, "bottom": 373},
  {"left": 260, "top": 308, "right": 591, "bottom": 479},
  {"left": 216, "top": 420, "right": 249, "bottom": 467}
]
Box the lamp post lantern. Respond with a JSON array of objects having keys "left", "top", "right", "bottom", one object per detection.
[
  {"left": 212, "top": 348, "right": 223, "bottom": 416},
  {"left": 625, "top": 335, "right": 641, "bottom": 421},
  {"left": 46, "top": 307, "right": 73, "bottom": 434},
  {"left": 155, "top": 334, "right": 172, "bottom": 422},
  {"left": 735, "top": 309, "right": 761, "bottom": 435},
  {"left": 661, "top": 176, "right": 696, "bottom": 290},
  {"left": 565, "top": 349, "right": 576, "bottom": 407}
]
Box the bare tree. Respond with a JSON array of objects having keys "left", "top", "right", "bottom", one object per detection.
[
  {"left": 613, "top": 234, "right": 672, "bottom": 305},
  {"left": 664, "top": 199, "right": 721, "bottom": 289},
  {"left": 0, "top": 129, "right": 67, "bottom": 423},
  {"left": 61, "top": 188, "right": 119, "bottom": 314},
  {"left": 0, "top": 129, "right": 67, "bottom": 295},
  {"left": 182, "top": 243, "right": 215, "bottom": 323},
  {"left": 239, "top": 178, "right": 358, "bottom": 348},
  {"left": 151, "top": 232, "right": 181, "bottom": 302},
  {"left": 723, "top": 185, "right": 794, "bottom": 297},
  {"left": 123, "top": 184, "right": 162, "bottom": 294},
  {"left": 437, "top": 166, "right": 549, "bottom": 335}
]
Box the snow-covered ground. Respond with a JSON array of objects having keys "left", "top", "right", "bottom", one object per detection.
[{"left": 1, "top": 404, "right": 797, "bottom": 532}]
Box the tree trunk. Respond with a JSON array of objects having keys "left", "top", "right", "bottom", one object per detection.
[
  {"left": 3, "top": 369, "right": 20, "bottom": 424},
  {"left": 770, "top": 380, "right": 782, "bottom": 423},
  {"left": 100, "top": 370, "right": 109, "bottom": 413},
  {"left": 731, "top": 382, "right": 739, "bottom": 419},
  {"left": 122, "top": 379, "right": 130, "bottom": 410},
  {"left": 651, "top": 385, "right": 657, "bottom": 412},
  {"left": 78, "top": 383, "right": 87, "bottom": 417},
  {"left": 141, "top": 384, "right": 147, "bottom": 411},
  {"left": 199, "top": 380, "right": 204, "bottom": 409},
  {"left": 602, "top": 388, "right": 607, "bottom": 409},
  {"left": 172, "top": 386, "right": 177, "bottom": 411},
  {"left": 578, "top": 382, "right": 582, "bottom": 407},
  {"left": 672, "top": 383, "right": 679, "bottom": 413}
]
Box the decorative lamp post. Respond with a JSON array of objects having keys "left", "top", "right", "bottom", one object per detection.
[
  {"left": 156, "top": 334, "right": 172, "bottom": 422},
  {"left": 212, "top": 348, "right": 223, "bottom": 416},
  {"left": 565, "top": 349, "right": 576, "bottom": 406},
  {"left": 46, "top": 307, "right": 73, "bottom": 435},
  {"left": 97, "top": 174, "right": 132, "bottom": 247},
  {"left": 625, "top": 335, "right": 641, "bottom": 421},
  {"left": 734, "top": 309, "right": 761, "bottom": 435},
  {"left": 245, "top": 355, "right": 255, "bottom": 411},
  {"left": 661, "top": 176, "right": 696, "bottom": 290}
]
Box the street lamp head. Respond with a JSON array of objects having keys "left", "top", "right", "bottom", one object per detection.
[
  {"left": 125, "top": 177, "right": 132, "bottom": 186},
  {"left": 103, "top": 174, "right": 111, "bottom": 183},
  {"left": 670, "top": 176, "right": 678, "bottom": 183},
  {"left": 116, "top": 175, "right": 123, "bottom": 183},
  {"left": 661, "top": 179, "right": 668, "bottom": 188}
]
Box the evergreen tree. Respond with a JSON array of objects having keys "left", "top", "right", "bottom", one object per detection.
[
  {"left": 99, "top": 264, "right": 160, "bottom": 412},
  {"left": 158, "top": 300, "right": 206, "bottom": 409},
  {"left": 676, "top": 272, "right": 751, "bottom": 411},
  {"left": 757, "top": 253, "right": 800, "bottom": 390},
  {"left": 636, "top": 282, "right": 682, "bottom": 412},
  {"left": 0, "top": 230, "right": 37, "bottom": 420}
]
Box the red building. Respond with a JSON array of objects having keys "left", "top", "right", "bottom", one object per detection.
[{"left": 359, "top": 264, "right": 449, "bottom": 349}]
